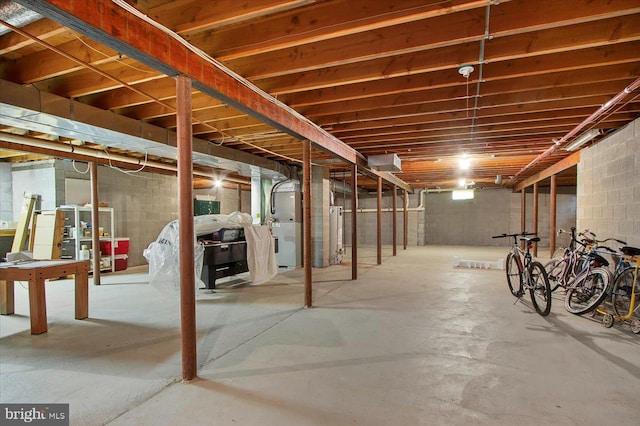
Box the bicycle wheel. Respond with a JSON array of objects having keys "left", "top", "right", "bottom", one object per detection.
[
  {"left": 564, "top": 267, "right": 610, "bottom": 315},
  {"left": 611, "top": 267, "right": 638, "bottom": 319},
  {"left": 506, "top": 253, "right": 522, "bottom": 297},
  {"left": 529, "top": 261, "right": 552, "bottom": 316},
  {"left": 545, "top": 257, "right": 569, "bottom": 292}
]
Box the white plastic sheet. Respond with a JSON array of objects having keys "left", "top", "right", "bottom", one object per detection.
[
  {"left": 242, "top": 225, "right": 278, "bottom": 284},
  {"left": 143, "top": 212, "right": 276, "bottom": 294}
]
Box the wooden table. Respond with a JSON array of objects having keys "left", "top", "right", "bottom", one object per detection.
[{"left": 0, "top": 260, "right": 90, "bottom": 334}]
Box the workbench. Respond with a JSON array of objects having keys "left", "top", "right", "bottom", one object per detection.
[{"left": 0, "top": 259, "right": 90, "bottom": 334}]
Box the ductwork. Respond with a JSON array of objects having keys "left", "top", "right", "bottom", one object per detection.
[
  {"left": 0, "top": 0, "right": 41, "bottom": 36},
  {"left": 0, "top": 78, "right": 290, "bottom": 181}
]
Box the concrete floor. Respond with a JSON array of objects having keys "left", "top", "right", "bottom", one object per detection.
[{"left": 1, "top": 245, "right": 639, "bottom": 426}]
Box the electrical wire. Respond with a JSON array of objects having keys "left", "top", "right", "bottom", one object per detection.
[{"left": 72, "top": 159, "right": 90, "bottom": 174}]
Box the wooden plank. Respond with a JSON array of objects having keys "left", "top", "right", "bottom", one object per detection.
[
  {"left": 11, "top": 192, "right": 39, "bottom": 253},
  {"left": 32, "top": 210, "right": 65, "bottom": 260}
]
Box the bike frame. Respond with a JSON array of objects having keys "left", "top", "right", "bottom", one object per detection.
[{"left": 612, "top": 257, "right": 639, "bottom": 321}]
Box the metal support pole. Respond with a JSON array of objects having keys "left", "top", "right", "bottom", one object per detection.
[
  {"left": 377, "top": 176, "right": 382, "bottom": 265},
  {"left": 550, "top": 175, "right": 557, "bottom": 257},
  {"left": 303, "top": 140, "right": 312, "bottom": 307},
  {"left": 89, "top": 161, "right": 100, "bottom": 285},
  {"left": 521, "top": 188, "right": 527, "bottom": 249},
  {"left": 533, "top": 182, "right": 539, "bottom": 256},
  {"left": 351, "top": 164, "right": 358, "bottom": 280},
  {"left": 176, "top": 75, "right": 196, "bottom": 382},
  {"left": 392, "top": 185, "right": 397, "bottom": 256},
  {"left": 403, "top": 190, "right": 408, "bottom": 250}
]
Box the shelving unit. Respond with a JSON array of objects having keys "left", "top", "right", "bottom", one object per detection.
[{"left": 58, "top": 205, "right": 116, "bottom": 272}]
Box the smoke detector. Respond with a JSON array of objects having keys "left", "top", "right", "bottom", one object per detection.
[{"left": 458, "top": 65, "right": 474, "bottom": 78}]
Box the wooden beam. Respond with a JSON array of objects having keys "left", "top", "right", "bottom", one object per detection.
[
  {"left": 176, "top": 75, "right": 196, "bottom": 382},
  {"left": 513, "top": 151, "right": 580, "bottom": 191}
]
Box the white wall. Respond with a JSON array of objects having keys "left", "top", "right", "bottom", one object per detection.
[
  {"left": 577, "top": 118, "right": 640, "bottom": 247},
  {"left": 0, "top": 163, "right": 12, "bottom": 222}
]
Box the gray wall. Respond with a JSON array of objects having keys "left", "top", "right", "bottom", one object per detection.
[
  {"left": 343, "top": 191, "right": 422, "bottom": 246},
  {"left": 577, "top": 118, "right": 640, "bottom": 247},
  {"left": 342, "top": 187, "right": 577, "bottom": 248},
  {"left": 7, "top": 159, "right": 251, "bottom": 266}
]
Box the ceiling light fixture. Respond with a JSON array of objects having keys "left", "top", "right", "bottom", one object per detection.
[
  {"left": 458, "top": 156, "right": 471, "bottom": 170},
  {"left": 564, "top": 129, "right": 602, "bottom": 151}
]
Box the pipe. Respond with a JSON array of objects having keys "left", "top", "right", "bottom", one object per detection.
[
  {"left": 511, "top": 77, "right": 640, "bottom": 183},
  {"left": 0, "top": 132, "right": 250, "bottom": 185},
  {"left": 343, "top": 188, "right": 427, "bottom": 213}
]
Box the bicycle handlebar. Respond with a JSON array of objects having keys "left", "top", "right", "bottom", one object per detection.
[{"left": 492, "top": 232, "right": 536, "bottom": 239}]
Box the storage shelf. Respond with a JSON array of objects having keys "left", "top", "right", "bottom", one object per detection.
[{"left": 58, "top": 206, "right": 116, "bottom": 273}]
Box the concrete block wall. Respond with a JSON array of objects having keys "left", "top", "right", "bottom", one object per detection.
[
  {"left": 342, "top": 191, "right": 422, "bottom": 246},
  {"left": 508, "top": 187, "right": 577, "bottom": 248},
  {"left": 577, "top": 118, "right": 640, "bottom": 247},
  {"left": 11, "top": 160, "right": 56, "bottom": 217},
  {"left": 427, "top": 189, "right": 511, "bottom": 246},
  {"left": 311, "top": 166, "right": 330, "bottom": 267},
  {"left": 0, "top": 163, "right": 12, "bottom": 222},
  {"left": 53, "top": 160, "right": 179, "bottom": 267}
]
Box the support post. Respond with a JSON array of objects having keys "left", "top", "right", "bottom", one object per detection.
[
  {"left": 392, "top": 185, "right": 397, "bottom": 256},
  {"left": 550, "top": 175, "right": 557, "bottom": 257},
  {"left": 351, "top": 164, "right": 358, "bottom": 280},
  {"left": 403, "top": 190, "right": 408, "bottom": 250},
  {"left": 177, "top": 75, "right": 196, "bottom": 382},
  {"left": 533, "top": 182, "right": 539, "bottom": 256},
  {"left": 89, "top": 162, "right": 101, "bottom": 285},
  {"left": 303, "top": 140, "right": 312, "bottom": 307},
  {"left": 377, "top": 176, "right": 382, "bottom": 265},
  {"left": 521, "top": 188, "right": 527, "bottom": 233}
]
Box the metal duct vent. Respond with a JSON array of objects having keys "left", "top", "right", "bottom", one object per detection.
[
  {"left": 0, "top": 1, "right": 42, "bottom": 36},
  {"left": 367, "top": 154, "right": 402, "bottom": 173}
]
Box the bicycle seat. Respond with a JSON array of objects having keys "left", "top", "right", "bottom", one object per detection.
[
  {"left": 621, "top": 246, "right": 640, "bottom": 257},
  {"left": 520, "top": 237, "right": 541, "bottom": 244},
  {"left": 588, "top": 252, "right": 609, "bottom": 267}
]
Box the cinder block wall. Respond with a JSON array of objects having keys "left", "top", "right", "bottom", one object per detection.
[
  {"left": 58, "top": 164, "right": 251, "bottom": 266},
  {"left": 342, "top": 187, "right": 576, "bottom": 247},
  {"left": 427, "top": 189, "right": 511, "bottom": 246},
  {"left": 577, "top": 118, "right": 640, "bottom": 247},
  {"left": 342, "top": 191, "right": 421, "bottom": 246},
  {"left": 54, "top": 160, "right": 179, "bottom": 267},
  {"left": 0, "top": 163, "right": 13, "bottom": 222}
]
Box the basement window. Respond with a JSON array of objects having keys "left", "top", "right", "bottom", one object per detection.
[{"left": 452, "top": 189, "right": 474, "bottom": 200}]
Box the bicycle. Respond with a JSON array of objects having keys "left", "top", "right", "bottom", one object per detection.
[
  {"left": 492, "top": 232, "right": 552, "bottom": 316},
  {"left": 600, "top": 246, "right": 640, "bottom": 333},
  {"left": 545, "top": 229, "right": 615, "bottom": 315}
]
